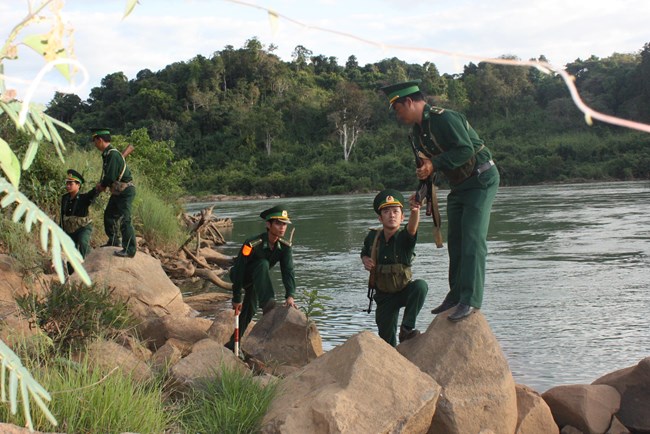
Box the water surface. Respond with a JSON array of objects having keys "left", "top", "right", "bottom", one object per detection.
[{"left": 187, "top": 181, "right": 650, "bottom": 392}]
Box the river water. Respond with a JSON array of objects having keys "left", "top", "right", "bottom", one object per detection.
[{"left": 186, "top": 181, "right": 650, "bottom": 393}]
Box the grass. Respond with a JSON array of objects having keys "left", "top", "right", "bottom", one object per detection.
[
  {"left": 132, "top": 182, "right": 188, "bottom": 251},
  {"left": 180, "top": 365, "right": 279, "bottom": 434},
  {"left": 0, "top": 337, "right": 176, "bottom": 434}
]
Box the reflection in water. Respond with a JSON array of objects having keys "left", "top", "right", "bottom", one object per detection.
[{"left": 187, "top": 181, "right": 650, "bottom": 392}]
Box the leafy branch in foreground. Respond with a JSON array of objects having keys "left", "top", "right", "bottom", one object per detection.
[
  {"left": 0, "top": 177, "right": 90, "bottom": 285},
  {"left": 0, "top": 340, "right": 57, "bottom": 431}
]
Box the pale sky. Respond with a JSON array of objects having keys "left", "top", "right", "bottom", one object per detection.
[{"left": 2, "top": 0, "right": 649, "bottom": 105}]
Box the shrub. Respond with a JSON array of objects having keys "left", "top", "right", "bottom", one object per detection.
[{"left": 15, "top": 280, "right": 134, "bottom": 352}]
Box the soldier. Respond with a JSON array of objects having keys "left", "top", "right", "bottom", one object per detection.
[
  {"left": 59, "top": 169, "right": 98, "bottom": 272},
  {"left": 92, "top": 128, "right": 137, "bottom": 258},
  {"left": 380, "top": 80, "right": 500, "bottom": 321},
  {"left": 225, "top": 205, "right": 297, "bottom": 352},
  {"left": 361, "top": 189, "right": 428, "bottom": 347}
]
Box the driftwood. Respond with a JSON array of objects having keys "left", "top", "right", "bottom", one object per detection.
[{"left": 156, "top": 206, "right": 236, "bottom": 292}]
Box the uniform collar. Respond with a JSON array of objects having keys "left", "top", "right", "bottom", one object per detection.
[{"left": 102, "top": 144, "right": 115, "bottom": 157}]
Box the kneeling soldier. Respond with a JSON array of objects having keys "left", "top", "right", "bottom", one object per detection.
[
  {"left": 60, "top": 169, "right": 98, "bottom": 273},
  {"left": 226, "top": 205, "right": 297, "bottom": 352},
  {"left": 361, "top": 189, "right": 428, "bottom": 347}
]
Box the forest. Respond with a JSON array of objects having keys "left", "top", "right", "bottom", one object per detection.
[{"left": 44, "top": 38, "right": 650, "bottom": 197}]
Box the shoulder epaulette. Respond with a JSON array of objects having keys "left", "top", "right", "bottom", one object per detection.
[
  {"left": 241, "top": 238, "right": 262, "bottom": 256},
  {"left": 279, "top": 237, "right": 292, "bottom": 247},
  {"left": 429, "top": 106, "right": 445, "bottom": 115}
]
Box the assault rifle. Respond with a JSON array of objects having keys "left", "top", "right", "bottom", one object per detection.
[{"left": 409, "top": 134, "right": 444, "bottom": 248}]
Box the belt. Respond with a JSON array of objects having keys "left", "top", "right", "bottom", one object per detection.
[{"left": 473, "top": 160, "right": 495, "bottom": 176}]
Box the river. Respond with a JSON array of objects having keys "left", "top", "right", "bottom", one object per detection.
[{"left": 185, "top": 181, "right": 650, "bottom": 393}]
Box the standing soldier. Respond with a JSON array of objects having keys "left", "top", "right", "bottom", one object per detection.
[
  {"left": 361, "top": 189, "right": 428, "bottom": 347},
  {"left": 225, "top": 205, "right": 298, "bottom": 352},
  {"left": 380, "top": 80, "right": 499, "bottom": 321},
  {"left": 92, "top": 128, "right": 137, "bottom": 258},
  {"left": 59, "top": 169, "right": 98, "bottom": 273}
]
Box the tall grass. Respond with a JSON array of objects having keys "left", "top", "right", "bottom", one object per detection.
[
  {"left": 180, "top": 366, "right": 279, "bottom": 434},
  {"left": 0, "top": 338, "right": 176, "bottom": 433},
  {"left": 133, "top": 183, "right": 188, "bottom": 251}
]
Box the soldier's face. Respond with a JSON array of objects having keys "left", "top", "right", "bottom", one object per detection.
[
  {"left": 65, "top": 180, "right": 80, "bottom": 196},
  {"left": 392, "top": 98, "right": 417, "bottom": 125},
  {"left": 267, "top": 219, "right": 288, "bottom": 238},
  {"left": 378, "top": 206, "right": 404, "bottom": 229}
]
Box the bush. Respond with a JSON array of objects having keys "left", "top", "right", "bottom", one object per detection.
[{"left": 15, "top": 280, "right": 134, "bottom": 352}]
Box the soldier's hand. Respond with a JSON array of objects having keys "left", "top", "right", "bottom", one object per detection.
[
  {"left": 416, "top": 159, "right": 434, "bottom": 180},
  {"left": 362, "top": 256, "right": 375, "bottom": 272},
  {"left": 284, "top": 296, "right": 297, "bottom": 308},
  {"left": 232, "top": 302, "right": 242, "bottom": 315},
  {"left": 409, "top": 194, "right": 422, "bottom": 210}
]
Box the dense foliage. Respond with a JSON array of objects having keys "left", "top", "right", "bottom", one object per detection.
[{"left": 47, "top": 38, "right": 650, "bottom": 196}]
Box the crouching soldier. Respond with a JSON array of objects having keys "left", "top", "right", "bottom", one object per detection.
[
  {"left": 60, "top": 169, "right": 98, "bottom": 273},
  {"left": 225, "top": 205, "right": 297, "bottom": 352},
  {"left": 361, "top": 189, "right": 428, "bottom": 347}
]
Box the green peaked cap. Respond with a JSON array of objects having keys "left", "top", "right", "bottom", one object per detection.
[
  {"left": 260, "top": 205, "right": 292, "bottom": 223},
  {"left": 65, "top": 169, "right": 84, "bottom": 184},
  {"left": 380, "top": 80, "right": 422, "bottom": 106},
  {"left": 91, "top": 128, "right": 110, "bottom": 137},
  {"left": 373, "top": 189, "right": 405, "bottom": 214}
]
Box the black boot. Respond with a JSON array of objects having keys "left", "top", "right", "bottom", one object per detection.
[
  {"left": 431, "top": 299, "right": 458, "bottom": 314},
  {"left": 448, "top": 303, "right": 476, "bottom": 322}
]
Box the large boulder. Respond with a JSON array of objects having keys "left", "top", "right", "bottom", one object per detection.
[
  {"left": 516, "top": 384, "right": 559, "bottom": 434},
  {"left": 542, "top": 384, "right": 620, "bottom": 434},
  {"left": 207, "top": 307, "right": 255, "bottom": 345},
  {"left": 592, "top": 357, "right": 650, "bottom": 433},
  {"left": 397, "top": 310, "right": 517, "bottom": 434},
  {"left": 260, "top": 331, "right": 440, "bottom": 434},
  {"left": 242, "top": 305, "right": 323, "bottom": 368},
  {"left": 71, "top": 247, "right": 194, "bottom": 321}
]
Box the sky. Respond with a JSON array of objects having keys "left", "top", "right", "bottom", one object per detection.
[{"left": 2, "top": 0, "right": 649, "bottom": 105}]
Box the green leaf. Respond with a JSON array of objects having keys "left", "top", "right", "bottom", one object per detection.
[
  {"left": 0, "top": 138, "right": 21, "bottom": 186},
  {"left": 22, "top": 139, "right": 40, "bottom": 170},
  {"left": 22, "top": 33, "right": 48, "bottom": 56}
]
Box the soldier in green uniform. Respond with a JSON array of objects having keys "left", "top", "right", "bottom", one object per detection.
[
  {"left": 59, "top": 169, "right": 98, "bottom": 272},
  {"left": 361, "top": 189, "right": 428, "bottom": 346},
  {"left": 381, "top": 80, "right": 500, "bottom": 321},
  {"left": 92, "top": 129, "right": 137, "bottom": 258},
  {"left": 225, "top": 205, "right": 297, "bottom": 351}
]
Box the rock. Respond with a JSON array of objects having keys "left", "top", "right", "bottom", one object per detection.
[
  {"left": 592, "top": 357, "right": 650, "bottom": 433},
  {"left": 397, "top": 310, "right": 517, "bottom": 434},
  {"left": 242, "top": 306, "right": 323, "bottom": 368},
  {"left": 137, "top": 314, "right": 211, "bottom": 351},
  {"left": 260, "top": 331, "right": 440, "bottom": 434},
  {"left": 542, "top": 384, "right": 620, "bottom": 434},
  {"left": 0, "top": 255, "right": 40, "bottom": 344},
  {"left": 606, "top": 416, "right": 630, "bottom": 434},
  {"left": 169, "top": 338, "right": 248, "bottom": 392},
  {"left": 70, "top": 248, "right": 193, "bottom": 321},
  {"left": 150, "top": 341, "right": 183, "bottom": 372},
  {"left": 207, "top": 308, "right": 255, "bottom": 345},
  {"left": 80, "top": 339, "right": 153, "bottom": 383},
  {"left": 516, "top": 384, "right": 559, "bottom": 434}
]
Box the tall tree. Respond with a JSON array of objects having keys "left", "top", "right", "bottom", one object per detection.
[{"left": 327, "top": 82, "right": 370, "bottom": 161}]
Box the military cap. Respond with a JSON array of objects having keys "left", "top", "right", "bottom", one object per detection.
[
  {"left": 373, "top": 189, "right": 405, "bottom": 214},
  {"left": 260, "top": 205, "right": 292, "bottom": 224},
  {"left": 91, "top": 128, "right": 111, "bottom": 138},
  {"left": 380, "top": 80, "right": 422, "bottom": 107},
  {"left": 65, "top": 169, "right": 84, "bottom": 184}
]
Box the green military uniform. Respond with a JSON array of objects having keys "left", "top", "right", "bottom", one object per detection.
[
  {"left": 361, "top": 190, "right": 428, "bottom": 347},
  {"left": 381, "top": 81, "right": 499, "bottom": 313},
  {"left": 60, "top": 170, "right": 98, "bottom": 264},
  {"left": 94, "top": 129, "right": 137, "bottom": 257},
  {"left": 226, "top": 205, "right": 296, "bottom": 349}
]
